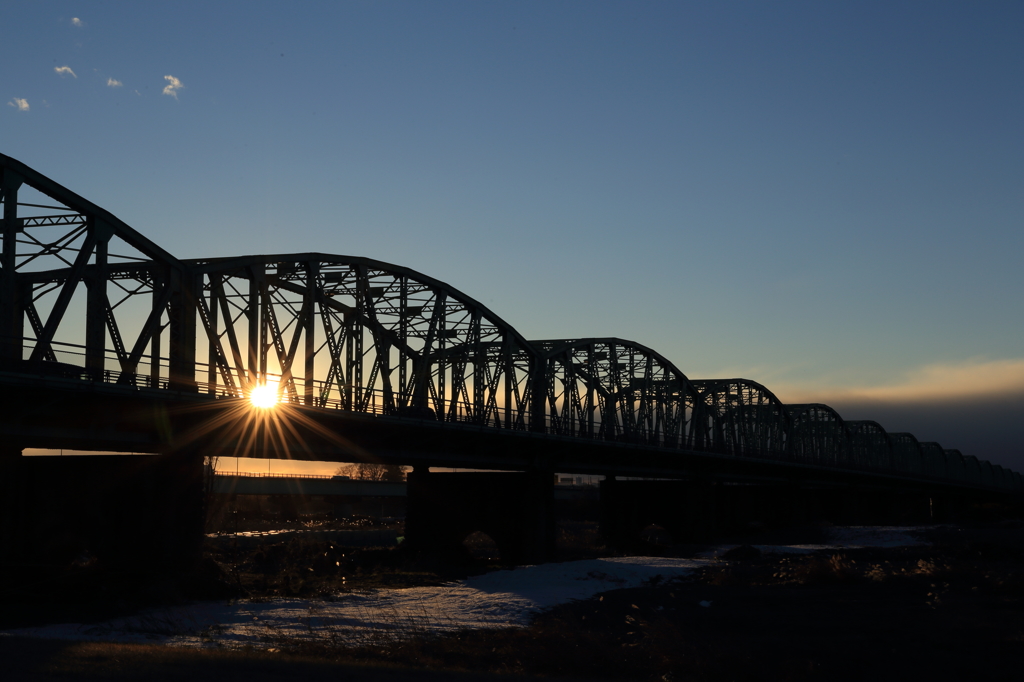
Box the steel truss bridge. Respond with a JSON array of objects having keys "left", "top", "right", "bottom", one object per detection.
[{"left": 1, "top": 153, "right": 1020, "bottom": 495}]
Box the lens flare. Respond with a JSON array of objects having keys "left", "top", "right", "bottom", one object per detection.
[{"left": 250, "top": 382, "right": 279, "bottom": 408}]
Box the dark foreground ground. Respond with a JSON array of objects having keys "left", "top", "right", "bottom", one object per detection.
[{"left": 2, "top": 521, "right": 1023, "bottom": 681}]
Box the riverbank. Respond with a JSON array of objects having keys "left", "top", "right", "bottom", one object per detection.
[{"left": 3, "top": 522, "right": 1022, "bottom": 680}]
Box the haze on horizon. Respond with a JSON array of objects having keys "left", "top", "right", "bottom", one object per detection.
[{"left": 3, "top": 1, "right": 1022, "bottom": 470}]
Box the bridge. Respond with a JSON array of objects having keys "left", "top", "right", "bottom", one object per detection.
[{"left": 1, "top": 153, "right": 1021, "bottom": 567}]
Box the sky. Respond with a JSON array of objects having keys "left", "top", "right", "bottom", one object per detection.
[{"left": 3, "top": 1, "right": 1023, "bottom": 471}]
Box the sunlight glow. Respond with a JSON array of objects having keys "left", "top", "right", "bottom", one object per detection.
[{"left": 250, "top": 382, "right": 279, "bottom": 409}]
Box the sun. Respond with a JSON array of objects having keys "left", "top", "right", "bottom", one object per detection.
[{"left": 249, "top": 382, "right": 279, "bottom": 409}]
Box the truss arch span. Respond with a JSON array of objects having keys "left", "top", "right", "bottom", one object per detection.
[
  {"left": 992, "top": 464, "right": 1008, "bottom": 490},
  {"left": 980, "top": 460, "right": 995, "bottom": 488},
  {"left": 528, "top": 338, "right": 701, "bottom": 448},
  {"left": 961, "top": 454, "right": 983, "bottom": 486},
  {"left": 1, "top": 153, "right": 189, "bottom": 385},
  {"left": 190, "top": 253, "right": 540, "bottom": 428},
  {"left": 918, "top": 442, "right": 949, "bottom": 480},
  {"left": 889, "top": 433, "right": 924, "bottom": 476},
  {"left": 785, "top": 404, "right": 850, "bottom": 468},
  {"left": 846, "top": 421, "right": 892, "bottom": 471},
  {"left": 943, "top": 449, "right": 966, "bottom": 483},
  {"left": 691, "top": 379, "right": 788, "bottom": 458}
]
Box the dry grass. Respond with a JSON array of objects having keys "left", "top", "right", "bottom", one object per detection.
[
  {"left": 214, "top": 527, "right": 1024, "bottom": 681},
  {"left": 7, "top": 522, "right": 1024, "bottom": 680},
  {"left": 2, "top": 637, "right": 520, "bottom": 682}
]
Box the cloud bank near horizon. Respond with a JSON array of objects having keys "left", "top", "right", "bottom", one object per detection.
[
  {"left": 769, "top": 357, "right": 1024, "bottom": 405},
  {"left": 758, "top": 358, "right": 1024, "bottom": 469}
]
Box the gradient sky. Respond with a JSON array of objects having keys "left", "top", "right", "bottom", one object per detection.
[{"left": 4, "top": 1, "right": 1023, "bottom": 471}]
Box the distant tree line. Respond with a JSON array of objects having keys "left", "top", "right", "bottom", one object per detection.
[{"left": 334, "top": 462, "right": 407, "bottom": 482}]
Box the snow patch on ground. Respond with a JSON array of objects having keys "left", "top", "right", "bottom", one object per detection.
[
  {"left": 2, "top": 557, "right": 704, "bottom": 648},
  {"left": 1, "top": 526, "right": 929, "bottom": 649},
  {"left": 826, "top": 525, "right": 929, "bottom": 548},
  {"left": 698, "top": 525, "right": 929, "bottom": 558}
]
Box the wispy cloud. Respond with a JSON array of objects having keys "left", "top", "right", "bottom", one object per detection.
[
  {"left": 107, "top": 78, "right": 123, "bottom": 88},
  {"left": 8, "top": 98, "right": 29, "bottom": 111},
  {"left": 54, "top": 66, "right": 77, "bottom": 78},
  {"left": 162, "top": 75, "right": 183, "bottom": 99},
  {"left": 772, "top": 357, "right": 1024, "bottom": 405},
  {"left": 72, "top": 17, "right": 83, "bottom": 27}
]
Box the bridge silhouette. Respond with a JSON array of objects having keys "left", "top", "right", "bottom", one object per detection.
[{"left": 1, "top": 153, "right": 1020, "bottom": 566}]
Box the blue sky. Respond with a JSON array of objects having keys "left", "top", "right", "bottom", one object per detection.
[{"left": 4, "top": 1, "right": 1023, "bottom": 470}]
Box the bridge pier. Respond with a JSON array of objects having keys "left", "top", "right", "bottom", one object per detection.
[
  {"left": 0, "top": 445, "right": 29, "bottom": 558},
  {"left": 599, "top": 478, "right": 718, "bottom": 549},
  {"left": 404, "top": 467, "right": 556, "bottom": 565},
  {"left": 597, "top": 480, "right": 950, "bottom": 547},
  {"left": 0, "top": 449, "right": 207, "bottom": 583},
  {"left": 153, "top": 447, "right": 207, "bottom": 572},
  {"left": 929, "top": 492, "right": 979, "bottom": 523}
]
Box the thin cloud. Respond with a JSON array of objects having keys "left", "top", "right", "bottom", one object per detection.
[
  {"left": 72, "top": 17, "right": 84, "bottom": 27},
  {"left": 162, "top": 75, "right": 183, "bottom": 99},
  {"left": 772, "top": 357, "right": 1024, "bottom": 405},
  {"left": 8, "top": 98, "right": 30, "bottom": 111},
  {"left": 107, "top": 78, "right": 123, "bottom": 88},
  {"left": 54, "top": 66, "right": 77, "bottom": 78}
]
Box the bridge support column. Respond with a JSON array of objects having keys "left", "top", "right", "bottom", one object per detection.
[
  {"left": 841, "top": 488, "right": 885, "bottom": 525},
  {"left": 600, "top": 478, "right": 718, "bottom": 549},
  {"left": 153, "top": 446, "right": 207, "bottom": 572},
  {"left": 0, "top": 449, "right": 206, "bottom": 587},
  {"left": 928, "top": 492, "right": 965, "bottom": 523},
  {"left": 0, "top": 445, "right": 28, "bottom": 560},
  {"left": 777, "top": 484, "right": 814, "bottom": 526},
  {"left": 404, "top": 468, "right": 555, "bottom": 565},
  {"left": 900, "top": 491, "right": 934, "bottom": 524}
]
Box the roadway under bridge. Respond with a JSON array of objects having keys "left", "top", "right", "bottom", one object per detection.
[{"left": 1, "top": 154, "right": 1021, "bottom": 568}]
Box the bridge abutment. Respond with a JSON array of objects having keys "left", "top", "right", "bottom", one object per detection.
[
  {"left": 0, "top": 449, "right": 207, "bottom": 586},
  {"left": 404, "top": 467, "right": 556, "bottom": 565}
]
